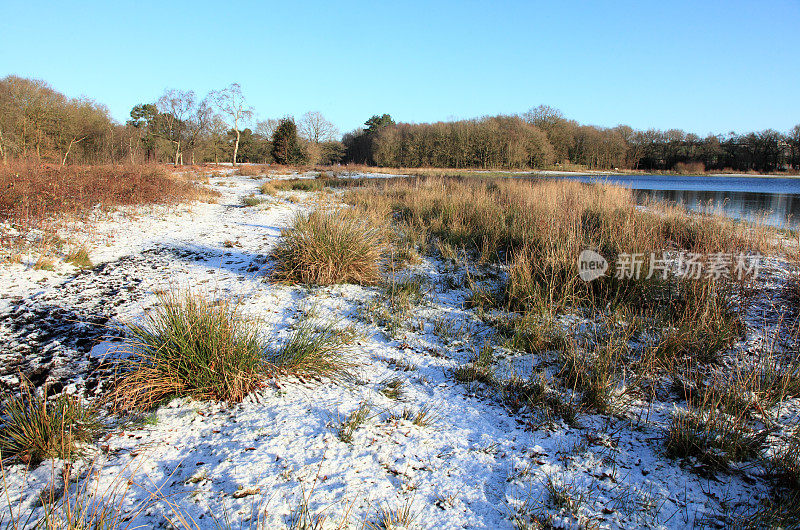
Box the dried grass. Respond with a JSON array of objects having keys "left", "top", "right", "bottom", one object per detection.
[{"left": 271, "top": 208, "right": 388, "bottom": 285}]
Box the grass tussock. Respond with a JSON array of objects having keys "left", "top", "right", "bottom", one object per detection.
[
  {"left": 367, "top": 498, "right": 417, "bottom": 530},
  {"left": 111, "top": 292, "right": 265, "bottom": 411},
  {"left": 269, "top": 320, "right": 356, "bottom": 381},
  {"left": 112, "top": 292, "right": 357, "bottom": 411},
  {"left": 663, "top": 399, "right": 766, "bottom": 469},
  {"left": 378, "top": 378, "right": 405, "bottom": 400},
  {"left": 241, "top": 195, "right": 269, "bottom": 207},
  {"left": 337, "top": 402, "right": 371, "bottom": 443},
  {"left": 271, "top": 208, "right": 388, "bottom": 285},
  {"left": 65, "top": 245, "right": 92, "bottom": 269},
  {"left": 0, "top": 381, "right": 100, "bottom": 465}
]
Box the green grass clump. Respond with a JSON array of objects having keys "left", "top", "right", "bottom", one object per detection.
[
  {"left": 378, "top": 378, "right": 404, "bottom": 400},
  {"left": 241, "top": 195, "right": 268, "bottom": 207},
  {"left": 0, "top": 382, "right": 100, "bottom": 465},
  {"left": 664, "top": 404, "right": 765, "bottom": 469},
  {"left": 769, "top": 429, "right": 800, "bottom": 490},
  {"left": 507, "top": 315, "right": 569, "bottom": 354},
  {"left": 112, "top": 291, "right": 265, "bottom": 411},
  {"left": 270, "top": 320, "right": 355, "bottom": 381},
  {"left": 271, "top": 208, "right": 387, "bottom": 285},
  {"left": 337, "top": 402, "right": 371, "bottom": 443},
  {"left": 65, "top": 246, "right": 92, "bottom": 269}
]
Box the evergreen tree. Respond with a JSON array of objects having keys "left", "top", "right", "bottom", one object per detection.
[{"left": 271, "top": 117, "right": 304, "bottom": 164}]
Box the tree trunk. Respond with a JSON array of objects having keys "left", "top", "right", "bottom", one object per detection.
[
  {"left": 233, "top": 129, "right": 240, "bottom": 166},
  {"left": 0, "top": 129, "right": 6, "bottom": 164},
  {"left": 61, "top": 136, "right": 86, "bottom": 167},
  {"left": 174, "top": 140, "right": 181, "bottom": 166}
]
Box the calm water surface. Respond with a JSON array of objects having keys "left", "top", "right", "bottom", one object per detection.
[{"left": 548, "top": 174, "right": 800, "bottom": 230}]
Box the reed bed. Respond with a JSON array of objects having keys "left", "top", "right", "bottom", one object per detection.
[{"left": 346, "top": 177, "right": 767, "bottom": 316}]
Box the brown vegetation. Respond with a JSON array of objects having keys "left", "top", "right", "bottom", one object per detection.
[
  {"left": 0, "top": 162, "right": 214, "bottom": 221},
  {"left": 271, "top": 207, "right": 388, "bottom": 285},
  {"left": 0, "top": 162, "right": 217, "bottom": 252}
]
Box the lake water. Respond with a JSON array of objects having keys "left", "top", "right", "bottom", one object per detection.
[{"left": 548, "top": 174, "right": 800, "bottom": 230}]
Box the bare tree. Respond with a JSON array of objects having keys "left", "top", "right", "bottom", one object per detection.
[
  {"left": 255, "top": 118, "right": 279, "bottom": 139},
  {"left": 298, "top": 111, "right": 338, "bottom": 144},
  {"left": 185, "top": 96, "right": 214, "bottom": 165},
  {"left": 156, "top": 89, "right": 195, "bottom": 165},
  {"left": 212, "top": 83, "right": 253, "bottom": 166}
]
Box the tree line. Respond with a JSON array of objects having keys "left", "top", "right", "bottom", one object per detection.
[
  {"left": 0, "top": 76, "right": 342, "bottom": 167},
  {"left": 1, "top": 75, "right": 798, "bottom": 172},
  {"left": 343, "top": 106, "right": 800, "bottom": 172}
]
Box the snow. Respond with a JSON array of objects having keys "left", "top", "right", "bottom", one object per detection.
[{"left": 0, "top": 171, "right": 792, "bottom": 528}]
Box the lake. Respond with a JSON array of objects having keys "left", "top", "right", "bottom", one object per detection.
[{"left": 548, "top": 174, "right": 800, "bottom": 230}]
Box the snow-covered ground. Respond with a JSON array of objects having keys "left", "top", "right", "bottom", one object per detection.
[{"left": 0, "top": 172, "right": 795, "bottom": 528}]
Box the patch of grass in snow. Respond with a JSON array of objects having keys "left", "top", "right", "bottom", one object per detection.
[
  {"left": 112, "top": 292, "right": 358, "bottom": 411},
  {"left": 1, "top": 458, "right": 170, "bottom": 529},
  {"left": 677, "top": 353, "right": 800, "bottom": 420},
  {"left": 558, "top": 331, "right": 629, "bottom": 414},
  {"left": 728, "top": 487, "right": 800, "bottom": 529},
  {"left": 652, "top": 279, "right": 743, "bottom": 366},
  {"left": 271, "top": 208, "right": 388, "bottom": 286},
  {"left": 663, "top": 398, "right": 767, "bottom": 470},
  {"left": 501, "top": 374, "right": 578, "bottom": 426},
  {"left": 336, "top": 402, "right": 371, "bottom": 443},
  {"left": 111, "top": 291, "right": 265, "bottom": 411},
  {"left": 382, "top": 276, "right": 426, "bottom": 312},
  {"left": 378, "top": 378, "right": 404, "bottom": 400},
  {"left": 65, "top": 245, "right": 92, "bottom": 269},
  {"left": 431, "top": 316, "right": 465, "bottom": 344},
  {"left": 241, "top": 194, "right": 269, "bottom": 207},
  {"left": 768, "top": 428, "right": 800, "bottom": 491},
  {"left": 452, "top": 362, "right": 496, "bottom": 387},
  {"left": 33, "top": 256, "right": 55, "bottom": 271},
  {"left": 390, "top": 222, "right": 425, "bottom": 268},
  {"left": 543, "top": 474, "right": 583, "bottom": 515},
  {"left": 360, "top": 276, "right": 426, "bottom": 335},
  {"left": 385, "top": 357, "right": 417, "bottom": 372},
  {"left": 270, "top": 319, "right": 356, "bottom": 381},
  {"left": 388, "top": 404, "right": 437, "bottom": 427},
  {"left": 367, "top": 498, "right": 417, "bottom": 530},
  {"left": 453, "top": 342, "right": 497, "bottom": 387},
  {"left": 503, "top": 314, "right": 569, "bottom": 355},
  {"left": 0, "top": 380, "right": 101, "bottom": 465}
]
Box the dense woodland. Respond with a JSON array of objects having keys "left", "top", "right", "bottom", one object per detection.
[{"left": 1, "top": 75, "right": 798, "bottom": 172}]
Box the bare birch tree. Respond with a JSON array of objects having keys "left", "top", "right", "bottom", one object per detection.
[
  {"left": 156, "top": 89, "right": 195, "bottom": 165},
  {"left": 212, "top": 83, "right": 253, "bottom": 166}
]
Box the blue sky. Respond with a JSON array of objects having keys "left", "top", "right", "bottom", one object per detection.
[{"left": 2, "top": 0, "right": 798, "bottom": 136}]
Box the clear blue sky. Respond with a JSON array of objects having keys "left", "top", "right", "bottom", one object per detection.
[{"left": 2, "top": 0, "right": 798, "bottom": 136}]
